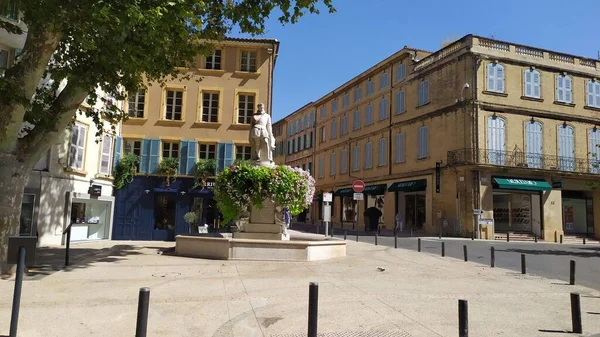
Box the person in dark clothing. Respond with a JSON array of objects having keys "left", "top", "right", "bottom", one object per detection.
[{"left": 364, "top": 207, "right": 382, "bottom": 232}]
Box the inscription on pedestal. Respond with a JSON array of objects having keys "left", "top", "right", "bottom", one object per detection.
[{"left": 250, "top": 201, "right": 275, "bottom": 224}]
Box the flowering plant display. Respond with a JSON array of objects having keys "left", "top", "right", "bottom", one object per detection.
[{"left": 214, "top": 163, "right": 315, "bottom": 224}]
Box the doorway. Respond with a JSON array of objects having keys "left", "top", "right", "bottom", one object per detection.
[
  {"left": 153, "top": 194, "right": 176, "bottom": 240},
  {"left": 404, "top": 194, "right": 426, "bottom": 229}
]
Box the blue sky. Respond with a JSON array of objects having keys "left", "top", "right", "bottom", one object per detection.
[{"left": 234, "top": 0, "right": 600, "bottom": 122}]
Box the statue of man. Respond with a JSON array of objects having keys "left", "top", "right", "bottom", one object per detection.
[{"left": 249, "top": 103, "right": 276, "bottom": 164}]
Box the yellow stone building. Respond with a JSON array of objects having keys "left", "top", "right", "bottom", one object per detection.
[{"left": 280, "top": 34, "right": 600, "bottom": 240}]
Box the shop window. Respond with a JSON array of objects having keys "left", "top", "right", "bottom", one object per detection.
[
  {"left": 342, "top": 198, "right": 358, "bottom": 224},
  {"left": 154, "top": 194, "right": 176, "bottom": 232},
  {"left": 70, "top": 199, "right": 110, "bottom": 240}
]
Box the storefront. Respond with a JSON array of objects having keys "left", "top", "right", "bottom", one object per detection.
[
  {"left": 388, "top": 179, "right": 427, "bottom": 230},
  {"left": 68, "top": 192, "right": 114, "bottom": 242},
  {"left": 363, "top": 184, "right": 386, "bottom": 228},
  {"left": 113, "top": 176, "right": 217, "bottom": 241},
  {"left": 334, "top": 188, "right": 356, "bottom": 229},
  {"left": 491, "top": 177, "right": 551, "bottom": 236},
  {"left": 561, "top": 190, "right": 594, "bottom": 235}
]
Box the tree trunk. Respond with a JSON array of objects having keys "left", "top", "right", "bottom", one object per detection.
[{"left": 0, "top": 154, "right": 28, "bottom": 276}]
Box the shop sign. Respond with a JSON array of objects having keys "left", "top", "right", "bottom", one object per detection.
[
  {"left": 552, "top": 181, "right": 562, "bottom": 188},
  {"left": 473, "top": 209, "right": 483, "bottom": 215},
  {"left": 435, "top": 162, "right": 441, "bottom": 193},
  {"left": 506, "top": 179, "right": 538, "bottom": 186},
  {"left": 478, "top": 218, "right": 494, "bottom": 225},
  {"left": 353, "top": 193, "right": 364, "bottom": 201},
  {"left": 396, "top": 181, "right": 416, "bottom": 188},
  {"left": 204, "top": 178, "right": 216, "bottom": 189}
]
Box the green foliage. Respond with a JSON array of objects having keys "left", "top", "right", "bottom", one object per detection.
[
  {"left": 193, "top": 158, "right": 217, "bottom": 188},
  {"left": 214, "top": 163, "right": 314, "bottom": 223},
  {"left": 233, "top": 158, "right": 252, "bottom": 166},
  {"left": 113, "top": 154, "right": 139, "bottom": 190},
  {"left": 183, "top": 212, "right": 198, "bottom": 225},
  {"left": 158, "top": 157, "right": 179, "bottom": 187}
]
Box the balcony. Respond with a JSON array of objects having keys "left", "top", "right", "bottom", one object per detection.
[{"left": 447, "top": 148, "right": 600, "bottom": 175}]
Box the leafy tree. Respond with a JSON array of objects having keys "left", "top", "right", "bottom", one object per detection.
[{"left": 0, "top": 0, "right": 335, "bottom": 275}]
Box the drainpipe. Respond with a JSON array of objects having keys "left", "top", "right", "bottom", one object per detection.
[{"left": 472, "top": 53, "right": 482, "bottom": 237}]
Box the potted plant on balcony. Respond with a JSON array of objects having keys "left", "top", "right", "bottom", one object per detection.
[
  {"left": 113, "top": 154, "right": 139, "bottom": 190},
  {"left": 192, "top": 158, "right": 217, "bottom": 189},
  {"left": 158, "top": 157, "right": 179, "bottom": 187}
]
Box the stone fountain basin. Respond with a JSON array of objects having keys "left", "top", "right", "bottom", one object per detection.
[{"left": 175, "top": 230, "right": 346, "bottom": 262}]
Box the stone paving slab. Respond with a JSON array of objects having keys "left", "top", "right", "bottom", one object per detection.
[{"left": 0, "top": 240, "right": 599, "bottom": 336}]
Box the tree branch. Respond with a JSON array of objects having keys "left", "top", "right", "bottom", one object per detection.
[{"left": 19, "top": 81, "right": 89, "bottom": 168}]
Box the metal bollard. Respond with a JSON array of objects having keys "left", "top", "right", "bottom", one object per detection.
[
  {"left": 439, "top": 231, "right": 442, "bottom": 239},
  {"left": 570, "top": 260, "right": 576, "bottom": 285},
  {"left": 308, "top": 282, "right": 319, "bottom": 337},
  {"left": 330, "top": 225, "right": 334, "bottom": 237},
  {"left": 441, "top": 242, "right": 445, "bottom": 257},
  {"left": 135, "top": 287, "right": 151, "bottom": 337},
  {"left": 375, "top": 233, "right": 378, "bottom": 246},
  {"left": 463, "top": 245, "right": 468, "bottom": 262},
  {"left": 316, "top": 226, "right": 319, "bottom": 235},
  {"left": 410, "top": 229, "right": 413, "bottom": 237},
  {"left": 507, "top": 232, "right": 510, "bottom": 242},
  {"left": 356, "top": 234, "right": 359, "bottom": 242},
  {"left": 534, "top": 234, "right": 538, "bottom": 243},
  {"left": 9, "top": 247, "right": 26, "bottom": 337},
  {"left": 394, "top": 234, "right": 398, "bottom": 249},
  {"left": 560, "top": 234, "right": 563, "bottom": 244},
  {"left": 521, "top": 254, "right": 526, "bottom": 274},
  {"left": 571, "top": 292, "right": 582, "bottom": 333},
  {"left": 583, "top": 237, "right": 586, "bottom": 245},
  {"left": 344, "top": 231, "right": 347, "bottom": 240},
  {"left": 490, "top": 247, "right": 495, "bottom": 268},
  {"left": 418, "top": 238, "right": 421, "bottom": 252},
  {"left": 458, "top": 299, "right": 469, "bottom": 337}
]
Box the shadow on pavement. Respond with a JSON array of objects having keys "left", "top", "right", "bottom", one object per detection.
[{"left": 497, "top": 248, "right": 600, "bottom": 258}]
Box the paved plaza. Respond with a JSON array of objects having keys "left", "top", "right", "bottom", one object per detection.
[{"left": 1, "top": 234, "right": 600, "bottom": 336}]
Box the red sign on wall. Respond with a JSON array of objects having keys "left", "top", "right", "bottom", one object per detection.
[{"left": 352, "top": 180, "right": 365, "bottom": 193}]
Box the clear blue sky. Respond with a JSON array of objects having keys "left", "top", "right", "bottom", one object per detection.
[{"left": 234, "top": 0, "right": 600, "bottom": 122}]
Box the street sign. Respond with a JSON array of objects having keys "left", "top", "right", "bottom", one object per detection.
[
  {"left": 352, "top": 180, "right": 365, "bottom": 193},
  {"left": 473, "top": 209, "right": 483, "bottom": 215},
  {"left": 323, "top": 204, "right": 331, "bottom": 222},
  {"left": 353, "top": 193, "right": 364, "bottom": 201},
  {"left": 323, "top": 192, "right": 333, "bottom": 202}
]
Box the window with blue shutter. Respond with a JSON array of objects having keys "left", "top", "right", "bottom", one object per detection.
[
  {"left": 379, "top": 97, "right": 388, "bottom": 120},
  {"left": 589, "top": 129, "right": 600, "bottom": 173},
  {"left": 148, "top": 139, "right": 160, "bottom": 173},
  {"left": 353, "top": 109, "right": 360, "bottom": 130},
  {"left": 395, "top": 133, "right": 405, "bottom": 163},
  {"left": 331, "top": 119, "right": 337, "bottom": 138},
  {"left": 140, "top": 139, "right": 150, "bottom": 173},
  {"left": 396, "top": 91, "right": 405, "bottom": 114},
  {"left": 113, "top": 136, "right": 122, "bottom": 171},
  {"left": 418, "top": 81, "right": 429, "bottom": 106},
  {"left": 354, "top": 87, "right": 361, "bottom": 103},
  {"left": 309, "top": 111, "right": 315, "bottom": 126},
  {"left": 343, "top": 92, "right": 349, "bottom": 107},
  {"left": 365, "top": 104, "right": 373, "bottom": 125},
  {"left": 487, "top": 117, "right": 506, "bottom": 165},
  {"left": 329, "top": 152, "right": 336, "bottom": 176},
  {"left": 367, "top": 80, "right": 374, "bottom": 96},
  {"left": 524, "top": 69, "right": 541, "bottom": 98},
  {"left": 309, "top": 131, "right": 313, "bottom": 148},
  {"left": 223, "top": 143, "right": 234, "bottom": 168},
  {"left": 396, "top": 64, "right": 406, "bottom": 82},
  {"left": 556, "top": 75, "right": 573, "bottom": 103},
  {"left": 525, "top": 121, "right": 543, "bottom": 169},
  {"left": 380, "top": 71, "right": 388, "bottom": 90},
  {"left": 487, "top": 63, "right": 505, "bottom": 93},
  {"left": 587, "top": 80, "right": 600, "bottom": 108},
  {"left": 186, "top": 141, "right": 197, "bottom": 175},
  {"left": 417, "top": 126, "right": 429, "bottom": 159},
  {"left": 178, "top": 141, "right": 189, "bottom": 175},
  {"left": 558, "top": 125, "right": 575, "bottom": 171},
  {"left": 352, "top": 146, "right": 360, "bottom": 171},
  {"left": 340, "top": 147, "right": 348, "bottom": 173},
  {"left": 378, "top": 138, "right": 387, "bottom": 166},
  {"left": 365, "top": 142, "right": 372, "bottom": 169}
]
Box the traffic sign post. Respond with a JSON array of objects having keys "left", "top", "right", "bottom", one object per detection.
[
  {"left": 323, "top": 196, "right": 332, "bottom": 237},
  {"left": 352, "top": 180, "right": 365, "bottom": 232},
  {"left": 473, "top": 209, "right": 483, "bottom": 239}
]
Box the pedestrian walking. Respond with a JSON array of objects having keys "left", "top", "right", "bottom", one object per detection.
[
  {"left": 395, "top": 212, "right": 404, "bottom": 233},
  {"left": 283, "top": 208, "right": 291, "bottom": 229}
]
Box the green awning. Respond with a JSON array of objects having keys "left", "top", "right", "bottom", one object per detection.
[
  {"left": 363, "top": 184, "right": 387, "bottom": 196},
  {"left": 493, "top": 178, "right": 552, "bottom": 191},
  {"left": 388, "top": 179, "right": 427, "bottom": 192},
  {"left": 334, "top": 188, "right": 354, "bottom": 197}
]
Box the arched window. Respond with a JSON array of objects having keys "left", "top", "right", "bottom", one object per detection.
[
  {"left": 487, "top": 116, "right": 506, "bottom": 165},
  {"left": 525, "top": 121, "right": 543, "bottom": 168},
  {"left": 558, "top": 124, "right": 575, "bottom": 171}
]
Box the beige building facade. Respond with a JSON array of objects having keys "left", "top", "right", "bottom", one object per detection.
[
  {"left": 284, "top": 34, "right": 600, "bottom": 240},
  {"left": 113, "top": 37, "right": 279, "bottom": 240}
]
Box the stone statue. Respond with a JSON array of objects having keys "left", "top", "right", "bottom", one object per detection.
[
  {"left": 249, "top": 103, "right": 275, "bottom": 166},
  {"left": 274, "top": 206, "right": 288, "bottom": 236}
]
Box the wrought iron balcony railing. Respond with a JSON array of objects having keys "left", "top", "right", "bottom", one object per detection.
[{"left": 447, "top": 148, "right": 600, "bottom": 175}]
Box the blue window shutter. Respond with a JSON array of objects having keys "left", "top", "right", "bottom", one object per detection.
[
  {"left": 496, "top": 65, "right": 505, "bottom": 92},
  {"left": 224, "top": 142, "right": 234, "bottom": 168},
  {"left": 140, "top": 139, "right": 150, "bottom": 173},
  {"left": 216, "top": 143, "right": 225, "bottom": 172},
  {"left": 178, "top": 141, "right": 188, "bottom": 175},
  {"left": 113, "top": 136, "right": 122, "bottom": 171},
  {"left": 487, "top": 64, "right": 496, "bottom": 91},
  {"left": 186, "top": 141, "right": 197, "bottom": 175},
  {"left": 148, "top": 139, "right": 160, "bottom": 174},
  {"left": 565, "top": 76, "right": 572, "bottom": 103}
]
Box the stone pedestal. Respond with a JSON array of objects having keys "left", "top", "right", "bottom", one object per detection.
[{"left": 234, "top": 201, "right": 290, "bottom": 241}]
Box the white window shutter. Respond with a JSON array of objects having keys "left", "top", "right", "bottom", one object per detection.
[
  {"left": 533, "top": 71, "right": 540, "bottom": 98},
  {"left": 557, "top": 76, "right": 564, "bottom": 102},
  {"left": 588, "top": 81, "right": 594, "bottom": 106},
  {"left": 424, "top": 81, "right": 429, "bottom": 103},
  {"left": 525, "top": 70, "right": 532, "bottom": 97},
  {"left": 565, "top": 76, "right": 572, "bottom": 103},
  {"left": 496, "top": 65, "right": 505, "bottom": 93},
  {"left": 423, "top": 127, "right": 429, "bottom": 157}
]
